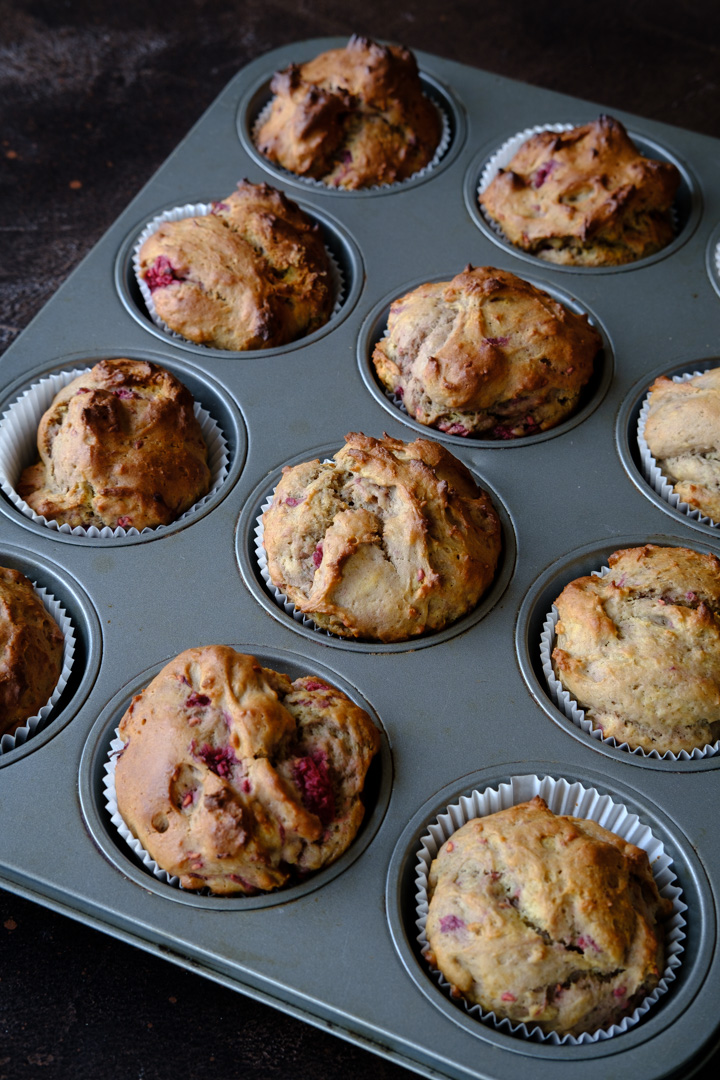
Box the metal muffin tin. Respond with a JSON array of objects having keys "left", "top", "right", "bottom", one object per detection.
[{"left": 2, "top": 36, "right": 719, "bottom": 1080}]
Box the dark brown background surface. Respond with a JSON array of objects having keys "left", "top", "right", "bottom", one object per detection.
[{"left": 1, "top": 2, "right": 719, "bottom": 1077}]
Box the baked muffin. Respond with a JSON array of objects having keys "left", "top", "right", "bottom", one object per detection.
[
  {"left": 552, "top": 544, "right": 720, "bottom": 753},
  {"left": 114, "top": 645, "right": 381, "bottom": 895},
  {"left": 137, "top": 181, "right": 333, "bottom": 350},
  {"left": 18, "top": 358, "right": 211, "bottom": 531},
  {"left": 372, "top": 265, "right": 602, "bottom": 438},
  {"left": 480, "top": 115, "right": 680, "bottom": 266},
  {"left": 255, "top": 35, "right": 442, "bottom": 190},
  {"left": 262, "top": 432, "right": 502, "bottom": 642},
  {"left": 425, "top": 796, "right": 671, "bottom": 1036},
  {"left": 643, "top": 368, "right": 720, "bottom": 521},
  {"left": 0, "top": 566, "right": 64, "bottom": 737}
]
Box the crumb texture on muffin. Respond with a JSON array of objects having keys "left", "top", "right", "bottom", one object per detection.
[
  {"left": 425, "top": 796, "right": 672, "bottom": 1036},
  {"left": 138, "top": 181, "right": 333, "bottom": 350},
  {"left": 255, "top": 35, "right": 442, "bottom": 190},
  {"left": 114, "top": 645, "right": 381, "bottom": 894},
  {"left": 644, "top": 368, "right": 720, "bottom": 521},
  {"left": 480, "top": 115, "right": 680, "bottom": 266},
  {"left": 262, "top": 432, "right": 502, "bottom": 641},
  {"left": 0, "top": 566, "right": 64, "bottom": 737},
  {"left": 18, "top": 358, "right": 211, "bottom": 531},
  {"left": 372, "top": 265, "right": 601, "bottom": 438},
  {"left": 552, "top": 544, "right": 720, "bottom": 753}
]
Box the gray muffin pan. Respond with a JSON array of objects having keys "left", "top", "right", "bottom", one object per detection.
[{"left": 1, "top": 36, "right": 720, "bottom": 1080}]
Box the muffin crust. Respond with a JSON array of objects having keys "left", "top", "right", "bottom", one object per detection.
[
  {"left": 425, "top": 796, "right": 671, "bottom": 1036},
  {"left": 480, "top": 116, "right": 679, "bottom": 266}
]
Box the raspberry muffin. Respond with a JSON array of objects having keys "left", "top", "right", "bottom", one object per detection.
[
  {"left": 18, "top": 358, "right": 211, "bottom": 531},
  {"left": 425, "top": 796, "right": 672, "bottom": 1036},
  {"left": 255, "top": 35, "right": 442, "bottom": 190},
  {"left": 262, "top": 432, "right": 502, "bottom": 641},
  {"left": 137, "top": 181, "right": 334, "bottom": 350},
  {"left": 643, "top": 368, "right": 720, "bottom": 521},
  {"left": 114, "top": 645, "right": 381, "bottom": 894},
  {"left": 0, "top": 566, "right": 64, "bottom": 736},
  {"left": 480, "top": 115, "right": 680, "bottom": 266},
  {"left": 552, "top": 544, "right": 720, "bottom": 753},
  {"left": 372, "top": 265, "right": 602, "bottom": 438}
]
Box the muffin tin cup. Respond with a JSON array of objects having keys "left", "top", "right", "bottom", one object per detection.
[
  {"left": 540, "top": 571, "right": 720, "bottom": 761},
  {"left": 636, "top": 370, "right": 720, "bottom": 529},
  {"left": 132, "top": 201, "right": 346, "bottom": 349},
  {"left": 80, "top": 644, "right": 393, "bottom": 910},
  {"left": 412, "top": 773, "right": 685, "bottom": 1045},
  {"left": 0, "top": 582, "right": 76, "bottom": 756},
  {"left": 467, "top": 120, "right": 700, "bottom": 272},
  {"left": 0, "top": 366, "right": 229, "bottom": 540}
]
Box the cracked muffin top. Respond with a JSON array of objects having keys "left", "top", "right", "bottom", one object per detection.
[
  {"left": 254, "top": 35, "right": 442, "bottom": 190},
  {"left": 480, "top": 115, "right": 680, "bottom": 266},
  {"left": 261, "top": 432, "right": 502, "bottom": 642},
  {"left": 552, "top": 544, "right": 720, "bottom": 753},
  {"left": 372, "top": 265, "right": 602, "bottom": 439},
  {"left": 137, "top": 180, "right": 334, "bottom": 350},
  {"left": 18, "top": 358, "right": 211, "bottom": 531},
  {"left": 114, "top": 645, "right": 381, "bottom": 895},
  {"left": 643, "top": 367, "right": 720, "bottom": 522},
  {"left": 0, "top": 566, "right": 64, "bottom": 737},
  {"left": 425, "top": 796, "right": 672, "bottom": 1036}
]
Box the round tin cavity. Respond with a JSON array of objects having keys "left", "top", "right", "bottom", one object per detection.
[
  {"left": 387, "top": 765, "right": 709, "bottom": 1060},
  {"left": 465, "top": 123, "right": 700, "bottom": 274},
  {"left": 0, "top": 351, "right": 246, "bottom": 546},
  {"left": 0, "top": 544, "right": 101, "bottom": 766},
  {"left": 114, "top": 199, "right": 363, "bottom": 356},
  {"left": 357, "top": 271, "right": 613, "bottom": 447},
  {"left": 79, "top": 644, "right": 392, "bottom": 909},
  {"left": 516, "top": 534, "right": 720, "bottom": 769},
  {"left": 235, "top": 442, "right": 516, "bottom": 652},
  {"left": 237, "top": 67, "right": 463, "bottom": 196},
  {"left": 617, "top": 357, "right": 720, "bottom": 538}
]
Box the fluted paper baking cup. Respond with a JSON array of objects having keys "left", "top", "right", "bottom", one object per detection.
[
  {"left": 637, "top": 369, "right": 720, "bottom": 528},
  {"left": 0, "top": 584, "right": 76, "bottom": 755},
  {"left": 414, "top": 773, "right": 685, "bottom": 1045},
  {"left": 133, "top": 202, "right": 345, "bottom": 348},
  {"left": 0, "top": 368, "right": 229, "bottom": 538},
  {"left": 252, "top": 97, "right": 450, "bottom": 192},
  {"left": 541, "top": 565, "right": 720, "bottom": 760}
]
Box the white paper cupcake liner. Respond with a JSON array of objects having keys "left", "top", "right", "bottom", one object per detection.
[
  {"left": 252, "top": 97, "right": 451, "bottom": 192},
  {"left": 133, "top": 202, "right": 345, "bottom": 348},
  {"left": 477, "top": 122, "right": 678, "bottom": 244},
  {"left": 541, "top": 565, "right": 720, "bottom": 760},
  {"left": 414, "top": 773, "right": 685, "bottom": 1045},
  {"left": 254, "top": 479, "right": 342, "bottom": 638},
  {"left": 0, "top": 368, "right": 229, "bottom": 539},
  {"left": 0, "top": 583, "right": 76, "bottom": 755},
  {"left": 637, "top": 369, "right": 720, "bottom": 528}
]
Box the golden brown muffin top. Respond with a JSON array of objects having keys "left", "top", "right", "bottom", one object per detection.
[
  {"left": 552, "top": 544, "right": 720, "bottom": 753},
  {"left": 372, "top": 265, "right": 601, "bottom": 438},
  {"left": 255, "top": 36, "right": 442, "bottom": 189},
  {"left": 262, "top": 432, "right": 502, "bottom": 641},
  {"left": 481, "top": 116, "right": 680, "bottom": 265},
  {"left": 18, "top": 358, "right": 211, "bottom": 531},
  {"left": 0, "top": 566, "right": 64, "bottom": 736},
  {"left": 138, "top": 181, "right": 334, "bottom": 350},
  {"left": 115, "top": 645, "right": 380, "bottom": 895},
  {"left": 426, "top": 796, "right": 671, "bottom": 1035}
]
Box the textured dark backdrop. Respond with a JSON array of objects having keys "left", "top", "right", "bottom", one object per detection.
[{"left": 1, "top": 1, "right": 720, "bottom": 1077}]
